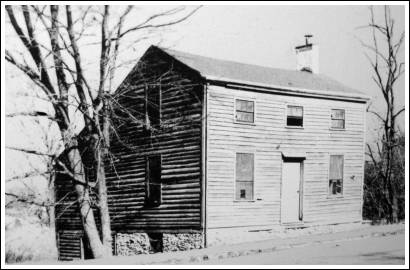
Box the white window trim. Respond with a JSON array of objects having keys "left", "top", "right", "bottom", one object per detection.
[
  {"left": 285, "top": 104, "right": 304, "bottom": 128},
  {"left": 329, "top": 108, "right": 346, "bottom": 131},
  {"left": 233, "top": 97, "right": 256, "bottom": 125}
]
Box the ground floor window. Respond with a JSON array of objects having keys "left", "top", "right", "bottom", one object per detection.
[
  {"left": 329, "top": 155, "right": 344, "bottom": 196},
  {"left": 146, "top": 155, "right": 162, "bottom": 206},
  {"left": 235, "top": 153, "right": 254, "bottom": 200}
]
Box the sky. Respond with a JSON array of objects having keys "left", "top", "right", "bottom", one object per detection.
[{"left": 4, "top": 4, "right": 407, "bottom": 178}]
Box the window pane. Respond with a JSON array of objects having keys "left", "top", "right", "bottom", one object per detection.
[
  {"left": 245, "top": 101, "right": 254, "bottom": 112},
  {"left": 235, "top": 181, "right": 254, "bottom": 200},
  {"left": 146, "top": 155, "right": 162, "bottom": 206},
  {"left": 149, "top": 156, "right": 161, "bottom": 184},
  {"left": 331, "top": 109, "right": 345, "bottom": 120},
  {"left": 329, "top": 155, "right": 343, "bottom": 180},
  {"left": 149, "top": 183, "right": 162, "bottom": 205},
  {"left": 236, "top": 111, "right": 254, "bottom": 123},
  {"left": 146, "top": 86, "right": 161, "bottom": 126},
  {"left": 331, "top": 119, "right": 345, "bottom": 129},
  {"left": 236, "top": 153, "right": 254, "bottom": 181},
  {"left": 287, "top": 116, "right": 303, "bottom": 127},
  {"left": 236, "top": 100, "right": 254, "bottom": 112},
  {"left": 287, "top": 106, "right": 303, "bottom": 117},
  {"left": 329, "top": 179, "right": 342, "bottom": 195}
]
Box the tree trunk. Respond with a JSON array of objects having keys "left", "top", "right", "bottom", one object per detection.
[
  {"left": 390, "top": 187, "right": 399, "bottom": 223},
  {"left": 96, "top": 149, "right": 112, "bottom": 256},
  {"left": 98, "top": 96, "right": 113, "bottom": 255},
  {"left": 65, "top": 138, "right": 106, "bottom": 259},
  {"left": 47, "top": 170, "right": 57, "bottom": 259},
  {"left": 74, "top": 182, "right": 105, "bottom": 259}
]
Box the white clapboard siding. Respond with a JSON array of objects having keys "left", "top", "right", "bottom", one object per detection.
[{"left": 206, "top": 85, "right": 366, "bottom": 229}]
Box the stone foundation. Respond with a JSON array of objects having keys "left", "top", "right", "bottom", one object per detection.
[
  {"left": 163, "top": 233, "right": 204, "bottom": 252},
  {"left": 114, "top": 232, "right": 204, "bottom": 255},
  {"left": 115, "top": 233, "right": 150, "bottom": 256}
]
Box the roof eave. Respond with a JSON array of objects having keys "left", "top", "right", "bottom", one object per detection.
[{"left": 204, "top": 75, "right": 371, "bottom": 103}]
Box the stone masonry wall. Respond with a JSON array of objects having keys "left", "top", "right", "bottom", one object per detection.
[
  {"left": 114, "top": 232, "right": 204, "bottom": 255},
  {"left": 115, "top": 233, "right": 150, "bottom": 256},
  {"left": 163, "top": 233, "right": 204, "bottom": 252}
]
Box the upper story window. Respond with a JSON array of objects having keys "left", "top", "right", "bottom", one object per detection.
[
  {"left": 286, "top": 105, "right": 303, "bottom": 127},
  {"left": 235, "top": 153, "right": 254, "bottom": 201},
  {"left": 331, "top": 109, "right": 345, "bottom": 129},
  {"left": 235, "top": 99, "right": 254, "bottom": 123},
  {"left": 329, "top": 155, "right": 344, "bottom": 196},
  {"left": 145, "top": 84, "right": 161, "bottom": 129}
]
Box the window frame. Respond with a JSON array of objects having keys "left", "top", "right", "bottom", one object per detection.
[
  {"left": 145, "top": 154, "right": 162, "bottom": 207},
  {"left": 234, "top": 152, "right": 255, "bottom": 202},
  {"left": 144, "top": 84, "right": 162, "bottom": 129},
  {"left": 330, "top": 108, "right": 346, "bottom": 130},
  {"left": 328, "top": 154, "right": 344, "bottom": 197},
  {"left": 234, "top": 98, "right": 256, "bottom": 125},
  {"left": 286, "top": 105, "right": 304, "bottom": 128}
]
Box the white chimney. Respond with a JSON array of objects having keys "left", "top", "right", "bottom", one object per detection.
[{"left": 295, "top": 35, "right": 319, "bottom": 73}]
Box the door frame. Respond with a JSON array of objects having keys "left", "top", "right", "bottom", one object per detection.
[{"left": 280, "top": 156, "right": 305, "bottom": 224}]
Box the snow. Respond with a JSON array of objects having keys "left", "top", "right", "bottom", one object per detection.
[
  {"left": 201, "top": 234, "right": 405, "bottom": 265},
  {"left": 25, "top": 222, "right": 404, "bottom": 265}
]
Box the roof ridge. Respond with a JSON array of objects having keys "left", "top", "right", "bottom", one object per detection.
[
  {"left": 160, "top": 46, "right": 308, "bottom": 75},
  {"left": 152, "top": 45, "right": 368, "bottom": 100}
]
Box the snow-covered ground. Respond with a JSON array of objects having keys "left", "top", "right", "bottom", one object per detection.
[
  {"left": 35, "top": 222, "right": 405, "bottom": 266},
  {"left": 200, "top": 234, "right": 405, "bottom": 265}
]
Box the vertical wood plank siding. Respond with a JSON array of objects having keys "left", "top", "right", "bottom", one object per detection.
[{"left": 206, "top": 85, "right": 366, "bottom": 229}]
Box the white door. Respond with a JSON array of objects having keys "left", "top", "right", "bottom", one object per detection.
[{"left": 281, "top": 161, "right": 302, "bottom": 223}]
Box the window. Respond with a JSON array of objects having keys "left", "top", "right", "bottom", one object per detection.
[
  {"left": 235, "top": 99, "right": 254, "bottom": 123},
  {"left": 145, "top": 155, "right": 162, "bottom": 206},
  {"left": 145, "top": 84, "right": 161, "bottom": 128},
  {"left": 287, "top": 105, "right": 303, "bottom": 127},
  {"left": 331, "top": 109, "right": 345, "bottom": 129},
  {"left": 235, "top": 153, "right": 254, "bottom": 200},
  {"left": 329, "top": 155, "right": 344, "bottom": 196}
]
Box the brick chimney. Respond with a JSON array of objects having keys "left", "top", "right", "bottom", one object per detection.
[{"left": 295, "top": 34, "right": 319, "bottom": 73}]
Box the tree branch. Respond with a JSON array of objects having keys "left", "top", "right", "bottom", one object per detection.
[
  {"left": 6, "top": 111, "right": 56, "bottom": 121},
  {"left": 117, "top": 6, "right": 201, "bottom": 40},
  {"left": 6, "top": 192, "right": 54, "bottom": 207},
  {"left": 6, "top": 145, "right": 55, "bottom": 157},
  {"left": 6, "top": 5, "right": 56, "bottom": 95},
  {"left": 49, "top": 5, "right": 69, "bottom": 111}
]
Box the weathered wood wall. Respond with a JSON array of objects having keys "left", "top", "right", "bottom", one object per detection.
[
  {"left": 57, "top": 231, "right": 83, "bottom": 261},
  {"left": 205, "top": 85, "right": 366, "bottom": 230},
  {"left": 55, "top": 169, "right": 100, "bottom": 232},
  {"left": 54, "top": 47, "right": 204, "bottom": 259},
  {"left": 106, "top": 47, "right": 204, "bottom": 233}
]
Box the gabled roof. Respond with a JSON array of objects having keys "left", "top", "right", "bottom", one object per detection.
[{"left": 153, "top": 46, "right": 369, "bottom": 101}]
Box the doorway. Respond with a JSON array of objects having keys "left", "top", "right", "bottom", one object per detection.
[{"left": 281, "top": 160, "right": 303, "bottom": 224}]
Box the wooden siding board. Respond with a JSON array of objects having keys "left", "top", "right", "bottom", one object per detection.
[
  {"left": 108, "top": 50, "right": 204, "bottom": 232},
  {"left": 55, "top": 49, "right": 204, "bottom": 237},
  {"left": 206, "top": 85, "right": 366, "bottom": 229}
]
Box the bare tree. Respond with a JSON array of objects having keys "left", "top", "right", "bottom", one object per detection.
[
  {"left": 361, "top": 6, "right": 405, "bottom": 223},
  {"left": 5, "top": 5, "right": 200, "bottom": 258}
]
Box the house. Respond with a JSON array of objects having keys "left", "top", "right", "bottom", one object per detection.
[{"left": 55, "top": 41, "right": 369, "bottom": 260}]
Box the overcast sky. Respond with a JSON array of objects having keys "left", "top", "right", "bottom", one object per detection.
[{"left": 5, "top": 4, "right": 406, "bottom": 177}]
